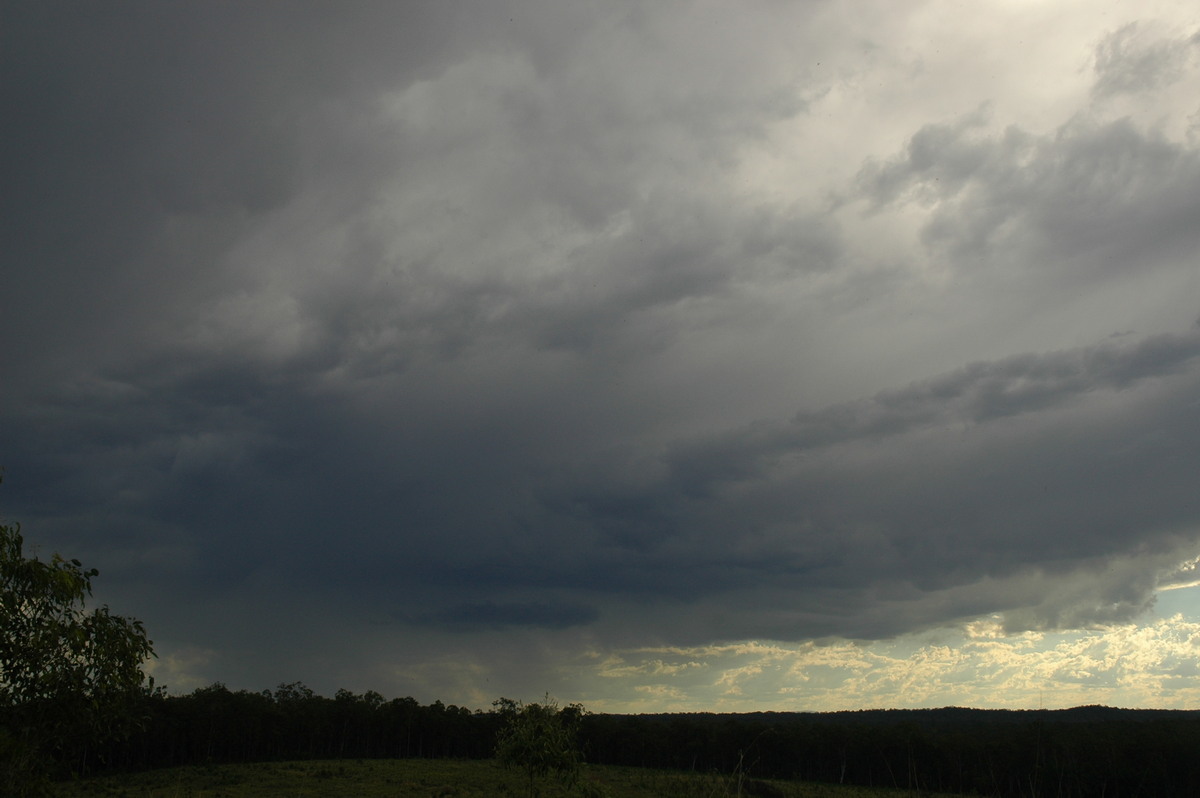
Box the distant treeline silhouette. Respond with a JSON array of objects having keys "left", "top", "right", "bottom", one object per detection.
[{"left": 89, "top": 685, "right": 1200, "bottom": 796}]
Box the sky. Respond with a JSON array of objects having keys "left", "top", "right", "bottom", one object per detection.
[{"left": 3, "top": 0, "right": 1200, "bottom": 713}]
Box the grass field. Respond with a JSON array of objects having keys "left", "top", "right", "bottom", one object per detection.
[{"left": 55, "top": 758, "right": 963, "bottom": 798}]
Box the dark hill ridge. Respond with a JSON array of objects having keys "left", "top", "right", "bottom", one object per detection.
[
  {"left": 640, "top": 704, "right": 1200, "bottom": 725},
  {"left": 582, "top": 705, "right": 1200, "bottom": 794}
]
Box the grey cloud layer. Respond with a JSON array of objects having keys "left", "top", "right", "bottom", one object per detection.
[
  {"left": 1092, "top": 22, "right": 1200, "bottom": 99},
  {"left": 666, "top": 327, "right": 1200, "bottom": 495},
  {"left": 858, "top": 113, "right": 1200, "bottom": 287},
  {"left": 3, "top": 2, "right": 1199, "bottom": 699}
]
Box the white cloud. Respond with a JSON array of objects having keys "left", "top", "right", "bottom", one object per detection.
[{"left": 578, "top": 609, "right": 1200, "bottom": 712}]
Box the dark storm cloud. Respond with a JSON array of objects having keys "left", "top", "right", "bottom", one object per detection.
[
  {"left": 40, "top": 313, "right": 1182, "bottom": 653},
  {"left": 412, "top": 601, "right": 599, "bottom": 631},
  {"left": 4, "top": 1, "right": 1200, "bottom": 703}
]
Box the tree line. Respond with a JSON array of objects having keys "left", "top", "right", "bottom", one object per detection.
[
  {"left": 95, "top": 683, "right": 499, "bottom": 769},
  {"left": 82, "top": 688, "right": 1200, "bottom": 796}
]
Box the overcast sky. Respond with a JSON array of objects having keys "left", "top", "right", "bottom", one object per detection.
[{"left": 4, "top": 0, "right": 1200, "bottom": 712}]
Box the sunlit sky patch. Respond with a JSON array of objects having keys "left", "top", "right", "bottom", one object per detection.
[
  {"left": 4, "top": 1, "right": 1200, "bottom": 711},
  {"left": 571, "top": 596, "right": 1200, "bottom": 713}
]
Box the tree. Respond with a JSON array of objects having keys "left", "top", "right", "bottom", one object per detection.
[
  {"left": 0, "top": 499, "right": 156, "bottom": 794},
  {"left": 494, "top": 695, "right": 585, "bottom": 798}
]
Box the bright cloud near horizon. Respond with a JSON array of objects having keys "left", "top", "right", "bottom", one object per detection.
[{"left": 4, "top": 1, "right": 1200, "bottom": 713}]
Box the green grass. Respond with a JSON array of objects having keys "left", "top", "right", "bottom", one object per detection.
[{"left": 54, "top": 758, "right": 963, "bottom": 798}]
